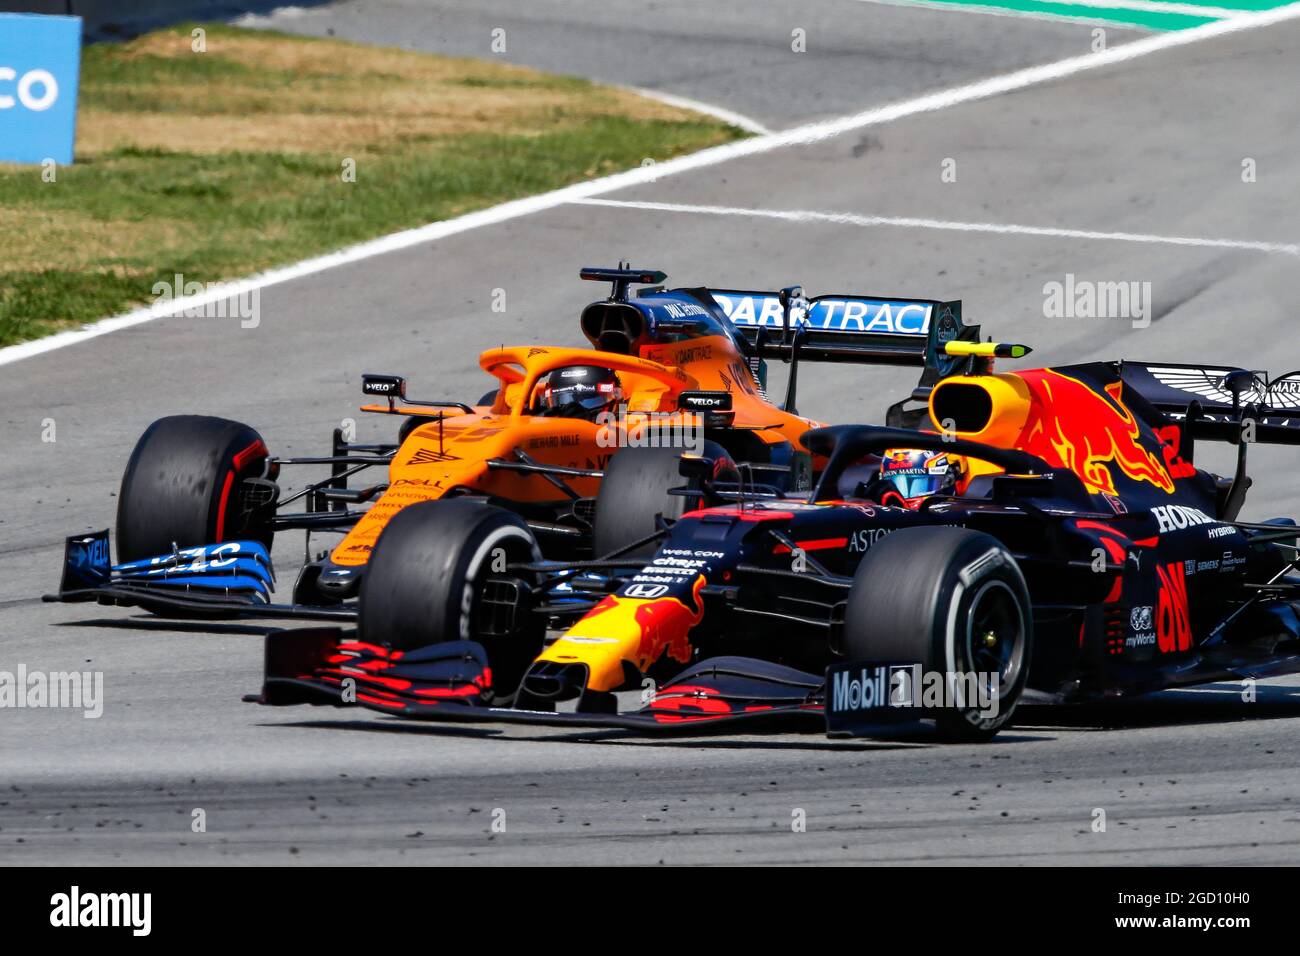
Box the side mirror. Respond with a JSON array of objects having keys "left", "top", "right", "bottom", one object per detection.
[
  {"left": 362, "top": 374, "right": 407, "bottom": 399},
  {"left": 678, "top": 390, "right": 735, "bottom": 427}
]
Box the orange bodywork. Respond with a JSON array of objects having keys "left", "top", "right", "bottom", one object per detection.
[{"left": 331, "top": 340, "right": 819, "bottom": 567}]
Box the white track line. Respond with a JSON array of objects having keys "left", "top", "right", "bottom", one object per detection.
[
  {"left": 852, "top": 0, "right": 1172, "bottom": 29},
  {"left": 4, "top": 1, "right": 1299, "bottom": 368},
  {"left": 626, "top": 87, "right": 772, "bottom": 135},
  {"left": 570, "top": 198, "right": 1300, "bottom": 256},
  {"left": 1026, "top": 0, "right": 1246, "bottom": 18},
  {"left": 854, "top": 0, "right": 1245, "bottom": 23}
]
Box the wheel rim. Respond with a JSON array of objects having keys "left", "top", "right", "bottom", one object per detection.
[
  {"left": 467, "top": 532, "right": 543, "bottom": 692},
  {"left": 964, "top": 579, "right": 1025, "bottom": 702},
  {"left": 467, "top": 534, "right": 532, "bottom": 638}
]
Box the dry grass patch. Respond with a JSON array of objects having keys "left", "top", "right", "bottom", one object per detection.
[
  {"left": 0, "top": 23, "right": 744, "bottom": 346},
  {"left": 77, "top": 25, "right": 696, "bottom": 156}
]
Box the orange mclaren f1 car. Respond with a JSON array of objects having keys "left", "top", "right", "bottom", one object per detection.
[{"left": 48, "top": 266, "right": 992, "bottom": 620}]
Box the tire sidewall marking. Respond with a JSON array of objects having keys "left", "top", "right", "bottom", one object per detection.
[{"left": 945, "top": 546, "right": 1027, "bottom": 728}]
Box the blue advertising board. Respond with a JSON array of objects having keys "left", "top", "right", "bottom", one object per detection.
[{"left": 0, "top": 13, "right": 81, "bottom": 165}]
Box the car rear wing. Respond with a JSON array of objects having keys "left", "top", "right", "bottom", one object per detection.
[
  {"left": 704, "top": 289, "right": 981, "bottom": 381},
  {"left": 1120, "top": 362, "right": 1300, "bottom": 445}
]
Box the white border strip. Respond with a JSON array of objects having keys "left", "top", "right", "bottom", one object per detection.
[
  {"left": 570, "top": 198, "right": 1300, "bottom": 256},
  {"left": 856, "top": 0, "right": 1172, "bottom": 29},
  {"left": 4, "top": 1, "right": 1299, "bottom": 368},
  {"left": 1027, "top": 0, "right": 1245, "bottom": 18},
  {"left": 626, "top": 87, "right": 772, "bottom": 135},
  {"left": 854, "top": 0, "right": 1244, "bottom": 26}
]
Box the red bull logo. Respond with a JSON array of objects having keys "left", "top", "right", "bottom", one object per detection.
[
  {"left": 620, "top": 574, "right": 705, "bottom": 668},
  {"left": 545, "top": 575, "right": 705, "bottom": 688},
  {"left": 1014, "top": 369, "right": 1174, "bottom": 496},
  {"left": 634, "top": 590, "right": 700, "bottom": 667}
]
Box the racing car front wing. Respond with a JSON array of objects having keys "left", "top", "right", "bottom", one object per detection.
[
  {"left": 43, "top": 530, "right": 358, "bottom": 622},
  {"left": 246, "top": 626, "right": 872, "bottom": 736},
  {"left": 246, "top": 624, "right": 1014, "bottom": 739}
]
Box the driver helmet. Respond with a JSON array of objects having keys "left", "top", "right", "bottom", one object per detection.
[
  {"left": 877, "top": 449, "right": 955, "bottom": 508},
  {"left": 533, "top": 365, "right": 623, "bottom": 421}
]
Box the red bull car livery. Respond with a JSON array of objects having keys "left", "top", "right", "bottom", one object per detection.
[{"left": 247, "top": 355, "right": 1300, "bottom": 741}]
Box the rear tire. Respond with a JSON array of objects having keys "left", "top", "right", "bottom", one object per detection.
[
  {"left": 841, "top": 526, "right": 1032, "bottom": 741},
  {"left": 592, "top": 442, "right": 735, "bottom": 559},
  {"left": 116, "top": 415, "right": 272, "bottom": 563},
  {"left": 359, "top": 499, "right": 545, "bottom": 698}
]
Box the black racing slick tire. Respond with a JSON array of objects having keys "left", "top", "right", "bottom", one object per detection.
[
  {"left": 841, "top": 526, "right": 1032, "bottom": 742},
  {"left": 116, "top": 415, "right": 272, "bottom": 563},
  {"left": 592, "top": 442, "right": 735, "bottom": 559},
  {"left": 398, "top": 415, "right": 437, "bottom": 444},
  {"left": 358, "top": 499, "right": 546, "bottom": 696}
]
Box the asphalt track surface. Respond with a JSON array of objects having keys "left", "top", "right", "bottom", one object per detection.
[
  {"left": 237, "top": 0, "right": 1144, "bottom": 129},
  {"left": 3, "top": 2, "right": 1300, "bottom": 864}
]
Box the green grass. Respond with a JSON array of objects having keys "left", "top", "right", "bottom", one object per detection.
[{"left": 0, "top": 24, "right": 745, "bottom": 347}]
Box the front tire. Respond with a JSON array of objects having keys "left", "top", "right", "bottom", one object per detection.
[
  {"left": 841, "top": 526, "right": 1032, "bottom": 741},
  {"left": 359, "top": 499, "right": 545, "bottom": 698},
  {"left": 116, "top": 415, "right": 272, "bottom": 563}
]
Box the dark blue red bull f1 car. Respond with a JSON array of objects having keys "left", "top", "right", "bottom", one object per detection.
[{"left": 248, "top": 356, "right": 1300, "bottom": 741}]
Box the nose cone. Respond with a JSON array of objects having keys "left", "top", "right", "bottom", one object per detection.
[
  {"left": 538, "top": 579, "right": 705, "bottom": 692},
  {"left": 315, "top": 563, "right": 362, "bottom": 598}
]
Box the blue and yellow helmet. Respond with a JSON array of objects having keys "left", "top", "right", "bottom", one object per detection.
[{"left": 879, "top": 449, "right": 954, "bottom": 506}]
